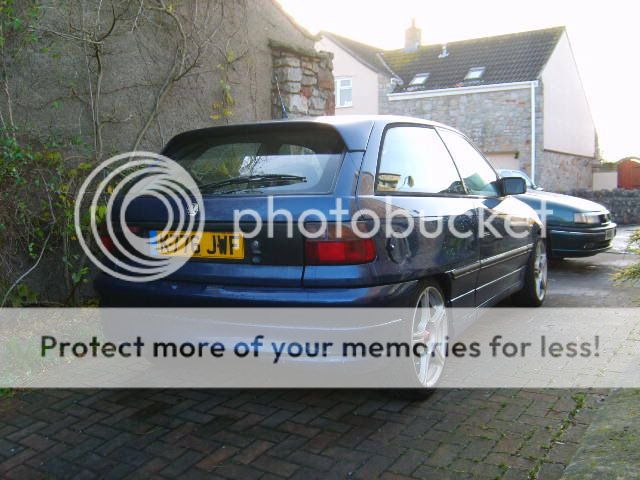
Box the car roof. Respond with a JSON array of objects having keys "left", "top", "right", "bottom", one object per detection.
[{"left": 164, "top": 115, "right": 462, "bottom": 152}]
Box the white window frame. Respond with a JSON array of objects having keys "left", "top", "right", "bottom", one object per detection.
[
  {"left": 335, "top": 77, "right": 353, "bottom": 108},
  {"left": 409, "top": 73, "right": 430, "bottom": 86},
  {"left": 465, "top": 67, "right": 485, "bottom": 80}
]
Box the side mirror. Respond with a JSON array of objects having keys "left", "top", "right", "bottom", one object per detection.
[{"left": 498, "top": 176, "right": 527, "bottom": 196}]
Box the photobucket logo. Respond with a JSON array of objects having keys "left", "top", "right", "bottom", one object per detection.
[
  {"left": 74, "top": 152, "right": 204, "bottom": 282},
  {"left": 233, "top": 197, "right": 549, "bottom": 241}
]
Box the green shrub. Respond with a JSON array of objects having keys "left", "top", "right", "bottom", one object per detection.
[
  {"left": 615, "top": 229, "right": 640, "bottom": 283},
  {"left": 0, "top": 132, "right": 94, "bottom": 305}
]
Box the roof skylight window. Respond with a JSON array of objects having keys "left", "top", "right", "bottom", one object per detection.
[
  {"left": 409, "top": 73, "right": 430, "bottom": 86},
  {"left": 465, "top": 67, "right": 485, "bottom": 80}
]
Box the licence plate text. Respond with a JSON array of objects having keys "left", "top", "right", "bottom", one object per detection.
[{"left": 150, "top": 231, "right": 244, "bottom": 260}]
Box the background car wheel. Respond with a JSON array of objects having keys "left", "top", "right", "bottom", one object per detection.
[
  {"left": 398, "top": 280, "right": 449, "bottom": 398},
  {"left": 512, "top": 237, "right": 548, "bottom": 307}
]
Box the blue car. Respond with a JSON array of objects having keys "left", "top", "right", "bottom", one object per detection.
[
  {"left": 497, "top": 169, "right": 617, "bottom": 258},
  {"left": 95, "top": 116, "right": 546, "bottom": 388}
]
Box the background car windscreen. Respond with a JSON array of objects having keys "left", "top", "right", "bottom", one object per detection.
[{"left": 163, "top": 126, "right": 346, "bottom": 195}]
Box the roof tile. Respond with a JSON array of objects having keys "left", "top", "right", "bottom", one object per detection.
[
  {"left": 321, "top": 27, "right": 565, "bottom": 92},
  {"left": 382, "top": 27, "right": 565, "bottom": 92}
]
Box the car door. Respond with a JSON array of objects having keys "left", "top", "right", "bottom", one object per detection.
[
  {"left": 356, "top": 123, "right": 479, "bottom": 308},
  {"left": 438, "top": 128, "right": 534, "bottom": 306}
]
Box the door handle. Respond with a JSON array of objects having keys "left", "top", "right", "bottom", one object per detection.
[{"left": 483, "top": 232, "right": 499, "bottom": 242}]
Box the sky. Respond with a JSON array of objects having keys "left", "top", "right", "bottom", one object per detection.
[{"left": 278, "top": 0, "right": 640, "bottom": 161}]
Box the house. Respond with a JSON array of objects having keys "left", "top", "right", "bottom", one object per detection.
[
  {"left": 318, "top": 23, "right": 597, "bottom": 191},
  {"left": 7, "top": 0, "right": 335, "bottom": 156},
  {"left": 316, "top": 32, "right": 394, "bottom": 114}
]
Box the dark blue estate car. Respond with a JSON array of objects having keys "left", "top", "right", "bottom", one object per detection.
[{"left": 96, "top": 116, "right": 547, "bottom": 388}]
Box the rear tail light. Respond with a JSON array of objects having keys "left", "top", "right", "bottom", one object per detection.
[
  {"left": 99, "top": 234, "right": 116, "bottom": 252},
  {"left": 97, "top": 224, "right": 143, "bottom": 253},
  {"left": 97, "top": 222, "right": 116, "bottom": 253},
  {"left": 305, "top": 238, "right": 376, "bottom": 265},
  {"left": 303, "top": 223, "right": 377, "bottom": 265}
]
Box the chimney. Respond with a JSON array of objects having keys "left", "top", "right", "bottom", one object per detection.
[{"left": 404, "top": 18, "right": 421, "bottom": 53}]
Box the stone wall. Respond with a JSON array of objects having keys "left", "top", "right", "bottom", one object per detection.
[
  {"left": 379, "top": 86, "right": 545, "bottom": 183},
  {"left": 378, "top": 83, "right": 597, "bottom": 191},
  {"left": 539, "top": 150, "right": 593, "bottom": 191},
  {"left": 270, "top": 41, "right": 335, "bottom": 118},
  {"left": 1, "top": 0, "right": 323, "bottom": 303},
  {"left": 563, "top": 189, "right": 640, "bottom": 225},
  {"left": 6, "top": 0, "right": 320, "bottom": 155}
]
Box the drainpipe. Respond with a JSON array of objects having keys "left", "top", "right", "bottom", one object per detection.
[{"left": 530, "top": 81, "right": 537, "bottom": 184}]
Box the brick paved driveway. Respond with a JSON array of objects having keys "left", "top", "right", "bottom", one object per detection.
[
  {"left": 0, "top": 252, "right": 635, "bottom": 479},
  {"left": 0, "top": 388, "right": 605, "bottom": 480}
]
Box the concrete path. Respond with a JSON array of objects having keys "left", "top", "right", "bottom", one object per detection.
[
  {"left": 562, "top": 388, "right": 640, "bottom": 479},
  {"left": 610, "top": 225, "right": 638, "bottom": 254}
]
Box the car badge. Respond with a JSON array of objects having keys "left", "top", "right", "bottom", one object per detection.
[{"left": 187, "top": 203, "right": 199, "bottom": 217}]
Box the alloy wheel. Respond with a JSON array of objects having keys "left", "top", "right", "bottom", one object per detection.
[
  {"left": 534, "top": 241, "right": 548, "bottom": 301},
  {"left": 411, "top": 286, "right": 448, "bottom": 388}
]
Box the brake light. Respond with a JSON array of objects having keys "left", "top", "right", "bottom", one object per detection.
[
  {"left": 100, "top": 233, "right": 116, "bottom": 252},
  {"left": 98, "top": 224, "right": 142, "bottom": 253},
  {"left": 305, "top": 238, "right": 376, "bottom": 265}
]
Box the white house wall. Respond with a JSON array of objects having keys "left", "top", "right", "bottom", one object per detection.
[
  {"left": 316, "top": 37, "right": 380, "bottom": 114},
  {"left": 541, "top": 32, "right": 595, "bottom": 157}
]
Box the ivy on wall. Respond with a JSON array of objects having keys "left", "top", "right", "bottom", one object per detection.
[{"left": 0, "top": 0, "right": 252, "bottom": 305}]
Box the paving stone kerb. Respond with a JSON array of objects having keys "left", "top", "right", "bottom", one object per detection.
[{"left": 561, "top": 389, "right": 640, "bottom": 480}]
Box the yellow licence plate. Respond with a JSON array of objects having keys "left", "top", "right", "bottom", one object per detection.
[{"left": 151, "top": 230, "right": 244, "bottom": 259}]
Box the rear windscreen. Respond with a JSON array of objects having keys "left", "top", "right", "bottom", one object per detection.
[{"left": 163, "top": 126, "right": 346, "bottom": 195}]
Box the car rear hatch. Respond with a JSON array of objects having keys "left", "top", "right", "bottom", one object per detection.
[{"left": 107, "top": 122, "right": 362, "bottom": 287}]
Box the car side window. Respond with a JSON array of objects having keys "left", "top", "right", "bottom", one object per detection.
[
  {"left": 439, "top": 129, "right": 500, "bottom": 196},
  {"left": 376, "top": 126, "right": 465, "bottom": 195}
]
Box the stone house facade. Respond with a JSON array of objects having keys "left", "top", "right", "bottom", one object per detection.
[
  {"left": 6, "top": 0, "right": 334, "bottom": 156},
  {"left": 0, "top": 0, "right": 334, "bottom": 303},
  {"left": 379, "top": 85, "right": 546, "bottom": 187},
  {"left": 319, "top": 25, "right": 597, "bottom": 191}
]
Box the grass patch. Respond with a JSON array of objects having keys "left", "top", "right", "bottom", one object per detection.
[{"left": 0, "top": 309, "right": 102, "bottom": 388}]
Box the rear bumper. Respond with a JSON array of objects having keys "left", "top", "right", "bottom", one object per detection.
[
  {"left": 94, "top": 273, "right": 420, "bottom": 308},
  {"left": 95, "top": 274, "right": 421, "bottom": 368},
  {"left": 99, "top": 307, "right": 408, "bottom": 368},
  {"left": 548, "top": 223, "right": 617, "bottom": 257}
]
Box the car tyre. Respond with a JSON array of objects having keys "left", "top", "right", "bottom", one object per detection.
[
  {"left": 512, "top": 237, "right": 548, "bottom": 307},
  {"left": 397, "top": 280, "right": 449, "bottom": 399}
]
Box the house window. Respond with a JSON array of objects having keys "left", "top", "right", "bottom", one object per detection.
[
  {"left": 465, "top": 67, "right": 485, "bottom": 80},
  {"left": 409, "top": 73, "right": 430, "bottom": 86},
  {"left": 335, "top": 77, "right": 353, "bottom": 108}
]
